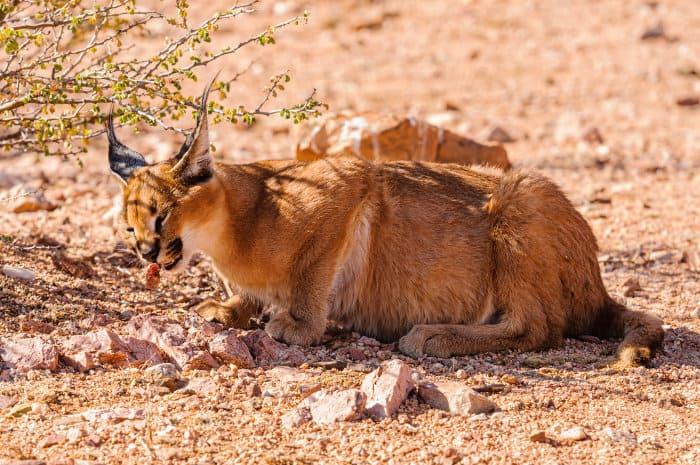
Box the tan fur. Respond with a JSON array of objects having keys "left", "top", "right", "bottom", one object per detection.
[{"left": 109, "top": 89, "right": 664, "bottom": 366}]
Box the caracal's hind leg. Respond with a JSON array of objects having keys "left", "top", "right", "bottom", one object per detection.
[
  {"left": 195, "top": 294, "right": 262, "bottom": 329},
  {"left": 398, "top": 295, "right": 555, "bottom": 358}
]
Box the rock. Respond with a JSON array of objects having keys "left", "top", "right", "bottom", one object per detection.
[
  {"left": 184, "top": 313, "right": 224, "bottom": 338},
  {"left": 418, "top": 381, "right": 499, "bottom": 415},
  {"left": 122, "top": 336, "right": 166, "bottom": 365},
  {"left": 51, "top": 252, "right": 93, "bottom": 279},
  {"left": 501, "top": 374, "right": 519, "bottom": 385},
  {"left": 246, "top": 382, "right": 262, "bottom": 397},
  {"left": 38, "top": 433, "right": 66, "bottom": 448},
  {"left": 361, "top": 359, "right": 415, "bottom": 419},
  {"left": 529, "top": 431, "right": 552, "bottom": 444},
  {"left": 523, "top": 356, "right": 545, "bottom": 368},
  {"left": 208, "top": 331, "right": 255, "bottom": 368},
  {"left": 267, "top": 366, "right": 316, "bottom": 384},
  {"left": 310, "top": 360, "right": 347, "bottom": 370},
  {"left": 144, "top": 363, "right": 184, "bottom": 391},
  {"left": 0, "top": 337, "right": 60, "bottom": 372},
  {"left": 62, "top": 329, "right": 131, "bottom": 370},
  {"left": 338, "top": 347, "right": 367, "bottom": 361},
  {"left": 676, "top": 96, "right": 699, "bottom": 107},
  {"left": 66, "top": 427, "right": 84, "bottom": 444},
  {"left": 294, "top": 112, "right": 510, "bottom": 170},
  {"left": 640, "top": 21, "right": 670, "bottom": 41},
  {"left": 302, "top": 389, "right": 367, "bottom": 425},
  {"left": 623, "top": 277, "right": 642, "bottom": 297},
  {"left": 487, "top": 126, "right": 515, "bottom": 144},
  {"left": 126, "top": 315, "right": 219, "bottom": 370},
  {"left": 240, "top": 330, "right": 305, "bottom": 366},
  {"left": 186, "top": 377, "right": 219, "bottom": 395},
  {"left": 19, "top": 318, "right": 55, "bottom": 334},
  {"left": 2, "top": 265, "right": 36, "bottom": 283},
  {"left": 1, "top": 184, "right": 55, "bottom": 213},
  {"left": 603, "top": 427, "right": 637, "bottom": 444},
  {"left": 681, "top": 250, "right": 699, "bottom": 271},
  {"left": 560, "top": 426, "right": 588, "bottom": 441},
  {"left": 0, "top": 394, "right": 18, "bottom": 411},
  {"left": 582, "top": 127, "right": 604, "bottom": 145},
  {"left": 281, "top": 407, "right": 311, "bottom": 429},
  {"left": 80, "top": 407, "right": 144, "bottom": 423},
  {"left": 6, "top": 403, "right": 32, "bottom": 418},
  {"left": 357, "top": 336, "right": 381, "bottom": 347}
]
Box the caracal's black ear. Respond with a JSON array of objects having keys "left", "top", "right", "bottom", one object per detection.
[
  {"left": 107, "top": 109, "right": 147, "bottom": 184},
  {"left": 170, "top": 74, "right": 218, "bottom": 185}
]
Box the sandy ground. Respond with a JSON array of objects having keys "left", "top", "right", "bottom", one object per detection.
[{"left": 1, "top": 1, "right": 700, "bottom": 464}]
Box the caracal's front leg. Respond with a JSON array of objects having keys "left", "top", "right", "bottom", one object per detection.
[
  {"left": 265, "top": 267, "right": 331, "bottom": 346},
  {"left": 195, "top": 293, "right": 262, "bottom": 329}
]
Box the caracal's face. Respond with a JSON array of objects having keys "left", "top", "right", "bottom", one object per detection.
[{"left": 108, "top": 79, "right": 217, "bottom": 273}]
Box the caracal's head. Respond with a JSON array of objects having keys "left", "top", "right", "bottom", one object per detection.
[{"left": 107, "top": 80, "right": 219, "bottom": 273}]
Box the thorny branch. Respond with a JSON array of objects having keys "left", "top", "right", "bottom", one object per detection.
[{"left": 0, "top": 0, "right": 323, "bottom": 156}]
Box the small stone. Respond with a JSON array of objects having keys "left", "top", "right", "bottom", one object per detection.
[
  {"left": 469, "top": 413, "right": 488, "bottom": 421},
  {"left": 19, "top": 318, "right": 55, "bottom": 334},
  {"left": 51, "top": 252, "right": 93, "bottom": 279},
  {"left": 38, "top": 433, "right": 66, "bottom": 448},
  {"left": 0, "top": 394, "right": 19, "bottom": 411},
  {"left": 529, "top": 431, "right": 551, "bottom": 443},
  {"left": 501, "top": 374, "right": 519, "bottom": 385},
  {"left": 487, "top": 127, "right": 516, "bottom": 143},
  {"left": 418, "top": 381, "right": 499, "bottom": 415},
  {"left": 691, "top": 308, "right": 700, "bottom": 319},
  {"left": 560, "top": 426, "right": 588, "bottom": 442},
  {"left": 357, "top": 336, "right": 381, "bottom": 347},
  {"left": 623, "top": 277, "right": 642, "bottom": 297},
  {"left": 267, "top": 366, "right": 316, "bottom": 384},
  {"left": 66, "top": 427, "right": 85, "bottom": 444},
  {"left": 145, "top": 363, "right": 184, "bottom": 391},
  {"left": 186, "top": 377, "right": 219, "bottom": 395},
  {"left": 310, "top": 360, "right": 347, "bottom": 370},
  {"left": 523, "top": 356, "right": 545, "bottom": 368},
  {"left": 305, "top": 389, "right": 367, "bottom": 425},
  {"left": 208, "top": 331, "right": 255, "bottom": 368},
  {"left": 582, "top": 127, "right": 604, "bottom": 145},
  {"left": 676, "top": 96, "right": 699, "bottom": 107},
  {"left": 2, "top": 265, "right": 36, "bottom": 283},
  {"left": 281, "top": 408, "right": 311, "bottom": 429},
  {"left": 246, "top": 383, "right": 262, "bottom": 397},
  {"left": 454, "top": 369, "right": 468, "bottom": 379},
  {"left": 640, "top": 21, "right": 668, "bottom": 40},
  {"left": 361, "top": 359, "right": 415, "bottom": 419},
  {"left": 603, "top": 427, "right": 637, "bottom": 444},
  {"left": 6, "top": 403, "right": 32, "bottom": 418}
]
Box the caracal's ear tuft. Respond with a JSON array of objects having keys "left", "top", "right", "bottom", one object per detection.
[
  {"left": 107, "top": 108, "right": 147, "bottom": 184},
  {"left": 170, "top": 73, "right": 220, "bottom": 186}
]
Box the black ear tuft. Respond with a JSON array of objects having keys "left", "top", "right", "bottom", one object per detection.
[
  {"left": 170, "top": 73, "right": 219, "bottom": 185},
  {"left": 107, "top": 110, "right": 147, "bottom": 183}
]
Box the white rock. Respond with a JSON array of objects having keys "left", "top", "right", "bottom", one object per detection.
[
  {"left": 2, "top": 265, "right": 36, "bottom": 282},
  {"left": 300, "top": 389, "right": 367, "bottom": 425},
  {"left": 560, "top": 426, "right": 588, "bottom": 441},
  {"left": 361, "top": 359, "right": 415, "bottom": 419},
  {"left": 418, "top": 381, "right": 499, "bottom": 415}
]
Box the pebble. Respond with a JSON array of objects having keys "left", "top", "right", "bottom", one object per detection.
[
  {"left": 2, "top": 265, "right": 36, "bottom": 282},
  {"left": 487, "top": 126, "right": 516, "bottom": 143},
  {"left": 418, "top": 381, "right": 499, "bottom": 415},
  {"left": 145, "top": 363, "right": 184, "bottom": 392},
  {"left": 560, "top": 426, "right": 588, "bottom": 441}
]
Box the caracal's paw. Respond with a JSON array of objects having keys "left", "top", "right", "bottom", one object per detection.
[
  {"left": 265, "top": 310, "right": 323, "bottom": 346},
  {"left": 194, "top": 298, "right": 253, "bottom": 329},
  {"left": 399, "top": 325, "right": 453, "bottom": 358}
]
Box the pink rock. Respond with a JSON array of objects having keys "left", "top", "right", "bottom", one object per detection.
[
  {"left": 303, "top": 389, "right": 367, "bottom": 425},
  {"left": 126, "top": 315, "right": 218, "bottom": 370},
  {"left": 19, "top": 318, "right": 55, "bottom": 334},
  {"left": 81, "top": 407, "right": 144, "bottom": 423},
  {"left": 63, "top": 329, "right": 130, "bottom": 354},
  {"left": 338, "top": 346, "right": 367, "bottom": 361},
  {"left": 208, "top": 331, "right": 255, "bottom": 368},
  {"left": 184, "top": 314, "right": 224, "bottom": 338},
  {"left": 361, "top": 359, "right": 415, "bottom": 419},
  {"left": 122, "top": 336, "right": 166, "bottom": 365},
  {"left": 63, "top": 351, "right": 96, "bottom": 372},
  {"left": 0, "top": 337, "right": 60, "bottom": 372},
  {"left": 417, "top": 381, "right": 499, "bottom": 415},
  {"left": 240, "top": 330, "right": 305, "bottom": 366},
  {"left": 61, "top": 329, "right": 132, "bottom": 371},
  {"left": 281, "top": 407, "right": 312, "bottom": 429},
  {"left": 38, "top": 433, "right": 66, "bottom": 448}
]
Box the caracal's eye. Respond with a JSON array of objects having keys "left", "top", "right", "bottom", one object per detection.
[
  {"left": 155, "top": 215, "right": 164, "bottom": 234},
  {"left": 126, "top": 227, "right": 134, "bottom": 233}
]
